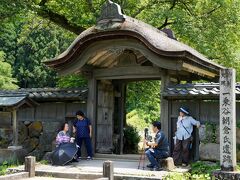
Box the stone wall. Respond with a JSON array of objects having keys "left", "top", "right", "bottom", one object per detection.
[
  {"left": 0, "top": 128, "right": 13, "bottom": 148},
  {"left": 5, "top": 101, "right": 87, "bottom": 161},
  {"left": 18, "top": 121, "right": 60, "bottom": 160},
  {"left": 199, "top": 124, "right": 240, "bottom": 162}
]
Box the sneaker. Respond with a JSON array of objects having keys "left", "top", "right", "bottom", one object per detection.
[
  {"left": 87, "top": 156, "right": 93, "bottom": 160},
  {"left": 152, "top": 166, "right": 164, "bottom": 171},
  {"left": 77, "top": 157, "right": 82, "bottom": 160},
  {"left": 182, "top": 163, "right": 188, "bottom": 167},
  {"left": 146, "top": 164, "right": 154, "bottom": 168}
]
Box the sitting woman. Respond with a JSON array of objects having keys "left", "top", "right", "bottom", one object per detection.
[
  {"left": 54, "top": 122, "right": 78, "bottom": 164},
  {"left": 56, "top": 122, "right": 73, "bottom": 147}
]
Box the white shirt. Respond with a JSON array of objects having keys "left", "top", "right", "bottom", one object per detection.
[{"left": 176, "top": 116, "right": 200, "bottom": 140}]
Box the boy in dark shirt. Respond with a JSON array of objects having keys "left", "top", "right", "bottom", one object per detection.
[
  {"left": 74, "top": 110, "right": 93, "bottom": 160},
  {"left": 145, "top": 121, "right": 169, "bottom": 171}
]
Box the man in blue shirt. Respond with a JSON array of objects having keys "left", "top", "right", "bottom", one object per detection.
[
  {"left": 73, "top": 110, "right": 93, "bottom": 160},
  {"left": 173, "top": 107, "right": 200, "bottom": 166},
  {"left": 145, "top": 121, "right": 169, "bottom": 171}
]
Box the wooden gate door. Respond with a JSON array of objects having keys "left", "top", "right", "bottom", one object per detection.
[{"left": 96, "top": 80, "right": 114, "bottom": 153}]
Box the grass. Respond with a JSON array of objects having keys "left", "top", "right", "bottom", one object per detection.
[
  {"left": 0, "top": 159, "right": 20, "bottom": 176},
  {"left": 164, "top": 161, "right": 240, "bottom": 180},
  {"left": 39, "top": 160, "right": 49, "bottom": 165},
  {"left": 163, "top": 161, "right": 221, "bottom": 180}
]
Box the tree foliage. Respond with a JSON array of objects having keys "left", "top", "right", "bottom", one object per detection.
[
  {"left": 0, "top": 0, "right": 240, "bottom": 127},
  {"left": 56, "top": 74, "right": 87, "bottom": 88},
  {"left": 126, "top": 81, "right": 160, "bottom": 123},
  {"left": 0, "top": 51, "right": 18, "bottom": 90},
  {"left": 0, "top": 13, "right": 76, "bottom": 87},
  {"left": 29, "top": 0, "right": 240, "bottom": 78}
]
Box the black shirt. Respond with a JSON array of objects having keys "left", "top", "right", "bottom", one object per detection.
[{"left": 154, "top": 130, "right": 169, "bottom": 152}]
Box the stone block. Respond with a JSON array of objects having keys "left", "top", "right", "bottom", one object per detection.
[
  {"left": 23, "top": 137, "right": 40, "bottom": 153},
  {"left": 42, "top": 152, "right": 53, "bottom": 163},
  {"left": 212, "top": 170, "right": 240, "bottom": 180},
  {"left": 18, "top": 122, "right": 28, "bottom": 144},
  {"left": 29, "top": 149, "right": 44, "bottom": 161},
  {"left": 215, "top": 125, "right": 220, "bottom": 144},
  {"left": 159, "top": 157, "right": 175, "bottom": 171},
  {"left": 237, "top": 149, "right": 240, "bottom": 162},
  {"left": 0, "top": 148, "right": 27, "bottom": 164},
  {"left": 39, "top": 133, "right": 55, "bottom": 152},
  {"left": 199, "top": 125, "right": 207, "bottom": 141},
  {"left": 25, "top": 156, "right": 36, "bottom": 177},
  {"left": 0, "top": 172, "right": 29, "bottom": 180},
  {"left": 236, "top": 128, "right": 240, "bottom": 144},
  {"left": 28, "top": 121, "right": 43, "bottom": 138},
  {"left": 24, "top": 121, "right": 31, "bottom": 126},
  {"left": 0, "top": 128, "right": 13, "bottom": 148},
  {"left": 42, "top": 121, "right": 61, "bottom": 133},
  {"left": 199, "top": 143, "right": 220, "bottom": 161}
]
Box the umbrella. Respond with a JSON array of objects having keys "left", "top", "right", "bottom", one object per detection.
[{"left": 51, "top": 143, "right": 78, "bottom": 166}]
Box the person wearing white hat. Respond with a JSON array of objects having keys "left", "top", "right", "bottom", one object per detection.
[{"left": 172, "top": 107, "right": 200, "bottom": 167}]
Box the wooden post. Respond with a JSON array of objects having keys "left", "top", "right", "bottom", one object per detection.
[
  {"left": 87, "top": 77, "right": 97, "bottom": 154},
  {"left": 119, "top": 83, "right": 126, "bottom": 155},
  {"left": 160, "top": 72, "right": 171, "bottom": 141},
  {"left": 193, "top": 100, "right": 200, "bottom": 161},
  {"left": 12, "top": 109, "right": 18, "bottom": 146},
  {"left": 103, "top": 161, "right": 114, "bottom": 180},
  {"left": 219, "top": 68, "right": 237, "bottom": 171},
  {"left": 25, "top": 156, "right": 36, "bottom": 177}
]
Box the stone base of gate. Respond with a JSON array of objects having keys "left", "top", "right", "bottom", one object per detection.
[{"left": 212, "top": 170, "right": 240, "bottom": 180}]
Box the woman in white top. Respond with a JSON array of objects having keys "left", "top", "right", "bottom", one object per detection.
[{"left": 172, "top": 107, "right": 200, "bottom": 167}]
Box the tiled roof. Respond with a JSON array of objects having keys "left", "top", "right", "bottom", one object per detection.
[
  {"left": 163, "top": 83, "right": 240, "bottom": 99},
  {"left": 0, "top": 96, "right": 26, "bottom": 106},
  {"left": 0, "top": 88, "right": 88, "bottom": 101}
]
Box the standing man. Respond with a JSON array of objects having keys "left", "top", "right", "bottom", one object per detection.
[
  {"left": 145, "top": 121, "right": 169, "bottom": 171},
  {"left": 173, "top": 107, "right": 200, "bottom": 166},
  {"left": 74, "top": 110, "right": 93, "bottom": 160}
]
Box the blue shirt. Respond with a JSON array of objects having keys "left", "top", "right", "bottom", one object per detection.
[
  {"left": 176, "top": 116, "right": 200, "bottom": 140},
  {"left": 74, "top": 118, "right": 91, "bottom": 138},
  {"left": 154, "top": 130, "right": 169, "bottom": 152}
]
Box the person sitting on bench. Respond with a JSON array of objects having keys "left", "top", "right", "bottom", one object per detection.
[{"left": 145, "top": 121, "right": 169, "bottom": 171}]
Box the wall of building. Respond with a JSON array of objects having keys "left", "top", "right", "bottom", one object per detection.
[
  {"left": 0, "top": 101, "right": 87, "bottom": 160},
  {"left": 169, "top": 99, "right": 240, "bottom": 162}
]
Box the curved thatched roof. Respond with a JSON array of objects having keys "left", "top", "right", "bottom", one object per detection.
[{"left": 44, "top": 1, "right": 223, "bottom": 79}]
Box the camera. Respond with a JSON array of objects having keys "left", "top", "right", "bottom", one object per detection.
[{"left": 144, "top": 128, "right": 153, "bottom": 142}]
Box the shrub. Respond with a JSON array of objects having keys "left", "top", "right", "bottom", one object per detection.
[
  {"left": 126, "top": 110, "right": 149, "bottom": 132},
  {"left": 123, "top": 125, "right": 140, "bottom": 154}
]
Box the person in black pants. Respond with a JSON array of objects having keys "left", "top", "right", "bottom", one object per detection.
[
  {"left": 172, "top": 107, "right": 200, "bottom": 166},
  {"left": 145, "top": 121, "right": 169, "bottom": 171},
  {"left": 73, "top": 110, "right": 93, "bottom": 160}
]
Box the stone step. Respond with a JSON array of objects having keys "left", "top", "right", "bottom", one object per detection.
[
  {"left": 35, "top": 170, "right": 163, "bottom": 180},
  {"left": 94, "top": 153, "right": 140, "bottom": 161}
]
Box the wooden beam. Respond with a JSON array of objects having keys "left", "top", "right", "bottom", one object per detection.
[
  {"left": 88, "top": 50, "right": 108, "bottom": 64},
  {"left": 182, "top": 62, "right": 217, "bottom": 78},
  {"left": 93, "top": 66, "right": 162, "bottom": 79}
]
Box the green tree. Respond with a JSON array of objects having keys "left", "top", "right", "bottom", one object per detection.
[
  {"left": 0, "top": 51, "right": 18, "bottom": 90},
  {"left": 0, "top": 13, "right": 76, "bottom": 88},
  {"left": 57, "top": 74, "right": 87, "bottom": 88},
  {"left": 32, "top": 0, "right": 240, "bottom": 78},
  {"left": 126, "top": 80, "right": 160, "bottom": 123}
]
